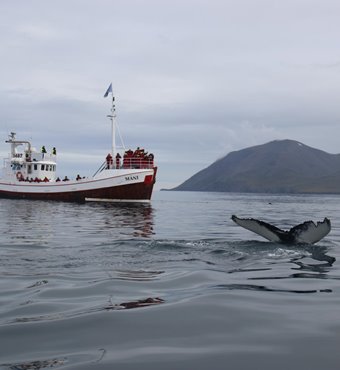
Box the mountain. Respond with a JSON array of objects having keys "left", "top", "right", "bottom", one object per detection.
[{"left": 171, "top": 140, "right": 340, "bottom": 194}]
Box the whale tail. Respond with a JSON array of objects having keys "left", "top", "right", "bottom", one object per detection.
[{"left": 231, "top": 215, "right": 331, "bottom": 244}]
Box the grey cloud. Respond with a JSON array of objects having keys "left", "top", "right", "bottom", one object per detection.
[{"left": 1, "top": 0, "right": 340, "bottom": 189}]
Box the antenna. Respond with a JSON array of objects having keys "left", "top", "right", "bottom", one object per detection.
[
  {"left": 106, "top": 94, "right": 116, "bottom": 158},
  {"left": 104, "top": 84, "right": 126, "bottom": 161}
]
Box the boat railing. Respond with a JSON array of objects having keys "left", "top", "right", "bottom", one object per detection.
[
  {"left": 93, "top": 161, "right": 107, "bottom": 177},
  {"left": 120, "top": 158, "right": 154, "bottom": 169},
  {"left": 94, "top": 158, "right": 155, "bottom": 176},
  {"left": 30, "top": 153, "right": 56, "bottom": 163}
]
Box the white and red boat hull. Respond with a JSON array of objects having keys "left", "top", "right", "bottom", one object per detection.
[{"left": 0, "top": 168, "right": 157, "bottom": 202}]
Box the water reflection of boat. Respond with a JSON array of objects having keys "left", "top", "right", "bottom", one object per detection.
[
  {"left": 87, "top": 202, "right": 155, "bottom": 238},
  {"left": 0, "top": 85, "right": 157, "bottom": 202},
  {"left": 0, "top": 198, "right": 155, "bottom": 246}
]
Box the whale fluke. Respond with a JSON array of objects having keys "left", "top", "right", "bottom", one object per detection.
[{"left": 231, "top": 215, "right": 331, "bottom": 244}]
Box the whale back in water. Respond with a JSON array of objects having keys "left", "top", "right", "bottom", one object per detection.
[{"left": 231, "top": 215, "right": 331, "bottom": 244}]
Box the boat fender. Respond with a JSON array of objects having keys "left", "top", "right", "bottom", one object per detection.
[{"left": 16, "top": 171, "right": 23, "bottom": 181}]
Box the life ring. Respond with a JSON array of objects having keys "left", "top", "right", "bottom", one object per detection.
[{"left": 16, "top": 171, "right": 23, "bottom": 181}]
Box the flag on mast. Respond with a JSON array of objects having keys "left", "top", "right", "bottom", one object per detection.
[{"left": 104, "top": 83, "right": 113, "bottom": 98}]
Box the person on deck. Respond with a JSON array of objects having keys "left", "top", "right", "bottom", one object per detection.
[
  {"left": 41, "top": 146, "right": 47, "bottom": 158},
  {"left": 115, "top": 153, "right": 121, "bottom": 169},
  {"left": 106, "top": 153, "right": 113, "bottom": 169},
  {"left": 123, "top": 150, "right": 133, "bottom": 169},
  {"left": 148, "top": 153, "right": 154, "bottom": 167}
]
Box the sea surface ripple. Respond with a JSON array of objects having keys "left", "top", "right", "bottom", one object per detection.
[{"left": 0, "top": 191, "right": 339, "bottom": 370}]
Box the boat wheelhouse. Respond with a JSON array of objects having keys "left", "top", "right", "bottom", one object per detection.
[{"left": 2, "top": 134, "right": 57, "bottom": 183}]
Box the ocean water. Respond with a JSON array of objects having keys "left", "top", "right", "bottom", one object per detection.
[{"left": 0, "top": 191, "right": 339, "bottom": 370}]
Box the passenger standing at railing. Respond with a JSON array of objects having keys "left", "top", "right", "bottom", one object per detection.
[
  {"left": 41, "top": 146, "right": 47, "bottom": 158},
  {"left": 123, "top": 150, "right": 133, "bottom": 169},
  {"left": 123, "top": 153, "right": 127, "bottom": 168},
  {"left": 141, "top": 152, "right": 148, "bottom": 168},
  {"left": 148, "top": 153, "right": 154, "bottom": 167},
  {"left": 106, "top": 153, "right": 113, "bottom": 169},
  {"left": 132, "top": 148, "right": 138, "bottom": 168},
  {"left": 115, "top": 153, "right": 121, "bottom": 169},
  {"left": 134, "top": 147, "right": 141, "bottom": 157}
]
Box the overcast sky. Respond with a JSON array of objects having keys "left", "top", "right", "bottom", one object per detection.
[{"left": 1, "top": 0, "right": 340, "bottom": 189}]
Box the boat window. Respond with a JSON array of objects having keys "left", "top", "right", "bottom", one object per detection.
[
  {"left": 34, "top": 164, "right": 37, "bottom": 170},
  {"left": 46, "top": 165, "right": 49, "bottom": 171},
  {"left": 28, "top": 165, "right": 32, "bottom": 174},
  {"left": 41, "top": 164, "right": 45, "bottom": 171}
]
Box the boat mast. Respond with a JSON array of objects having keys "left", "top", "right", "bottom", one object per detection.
[
  {"left": 108, "top": 95, "right": 116, "bottom": 158},
  {"left": 104, "top": 83, "right": 126, "bottom": 162},
  {"left": 104, "top": 83, "right": 116, "bottom": 158}
]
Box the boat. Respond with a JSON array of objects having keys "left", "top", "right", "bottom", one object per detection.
[{"left": 0, "top": 85, "right": 157, "bottom": 202}]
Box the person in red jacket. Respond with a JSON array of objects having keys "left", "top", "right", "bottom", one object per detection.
[
  {"left": 115, "top": 153, "right": 121, "bottom": 169},
  {"left": 106, "top": 153, "right": 113, "bottom": 169}
]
